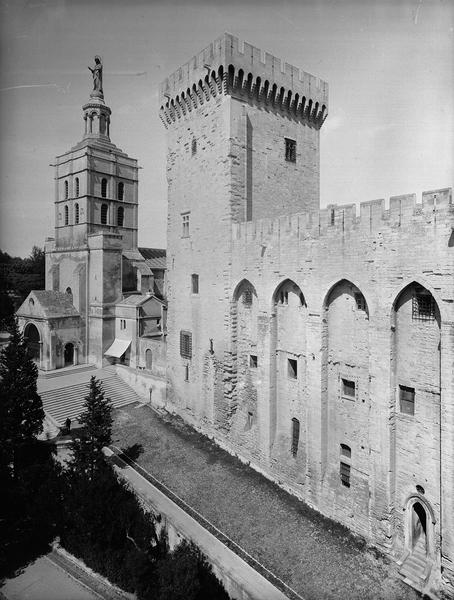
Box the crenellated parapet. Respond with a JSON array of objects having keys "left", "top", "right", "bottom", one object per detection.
[
  {"left": 232, "top": 188, "right": 453, "bottom": 242},
  {"left": 159, "top": 33, "right": 328, "bottom": 129}
]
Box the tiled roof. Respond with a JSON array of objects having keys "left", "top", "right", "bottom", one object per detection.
[
  {"left": 17, "top": 290, "right": 79, "bottom": 318},
  {"left": 139, "top": 247, "right": 166, "bottom": 270}
]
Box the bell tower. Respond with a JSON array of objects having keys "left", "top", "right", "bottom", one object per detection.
[{"left": 45, "top": 57, "right": 141, "bottom": 366}]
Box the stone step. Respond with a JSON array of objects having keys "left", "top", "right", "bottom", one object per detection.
[
  {"left": 39, "top": 364, "right": 96, "bottom": 379},
  {"left": 41, "top": 375, "right": 143, "bottom": 426}
]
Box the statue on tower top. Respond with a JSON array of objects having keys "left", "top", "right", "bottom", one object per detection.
[{"left": 88, "top": 56, "right": 103, "bottom": 98}]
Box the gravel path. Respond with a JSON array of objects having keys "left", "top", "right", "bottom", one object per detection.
[{"left": 112, "top": 404, "right": 420, "bottom": 600}]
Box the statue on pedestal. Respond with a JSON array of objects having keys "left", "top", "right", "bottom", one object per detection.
[{"left": 88, "top": 56, "right": 103, "bottom": 96}]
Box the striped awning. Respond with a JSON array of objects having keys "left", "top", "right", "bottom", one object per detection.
[{"left": 104, "top": 339, "right": 131, "bottom": 358}]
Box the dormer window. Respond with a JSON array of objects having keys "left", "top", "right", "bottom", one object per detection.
[{"left": 101, "top": 178, "right": 107, "bottom": 198}]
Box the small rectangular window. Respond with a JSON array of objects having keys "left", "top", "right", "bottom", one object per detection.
[
  {"left": 291, "top": 418, "right": 300, "bottom": 457},
  {"left": 191, "top": 274, "right": 199, "bottom": 294},
  {"left": 191, "top": 138, "right": 197, "bottom": 156},
  {"left": 399, "top": 385, "right": 415, "bottom": 415},
  {"left": 182, "top": 213, "right": 190, "bottom": 238},
  {"left": 180, "top": 330, "right": 192, "bottom": 359},
  {"left": 285, "top": 138, "right": 296, "bottom": 163},
  {"left": 249, "top": 355, "right": 258, "bottom": 368},
  {"left": 342, "top": 378, "right": 355, "bottom": 399},
  {"left": 247, "top": 411, "right": 253, "bottom": 428},
  {"left": 288, "top": 358, "right": 297, "bottom": 379},
  {"left": 184, "top": 364, "right": 189, "bottom": 381},
  {"left": 412, "top": 290, "right": 435, "bottom": 322},
  {"left": 340, "top": 462, "right": 351, "bottom": 487}
]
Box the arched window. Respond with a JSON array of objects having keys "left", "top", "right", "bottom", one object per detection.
[
  {"left": 75, "top": 203, "right": 80, "bottom": 224},
  {"left": 75, "top": 177, "right": 79, "bottom": 197},
  {"left": 145, "top": 349, "right": 152, "bottom": 371},
  {"left": 101, "top": 178, "right": 107, "bottom": 198},
  {"left": 117, "top": 206, "right": 124, "bottom": 227},
  {"left": 64, "top": 205, "right": 69, "bottom": 225},
  {"left": 64, "top": 180, "right": 69, "bottom": 199},
  {"left": 66, "top": 286, "right": 72, "bottom": 298},
  {"left": 118, "top": 182, "right": 124, "bottom": 201},
  {"left": 101, "top": 203, "right": 108, "bottom": 225}
]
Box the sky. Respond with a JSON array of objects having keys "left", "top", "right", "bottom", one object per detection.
[{"left": 0, "top": 0, "right": 452, "bottom": 257}]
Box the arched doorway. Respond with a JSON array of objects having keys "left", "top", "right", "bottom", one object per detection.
[
  {"left": 64, "top": 343, "right": 74, "bottom": 366},
  {"left": 24, "top": 323, "right": 40, "bottom": 362},
  {"left": 411, "top": 502, "right": 427, "bottom": 551}
]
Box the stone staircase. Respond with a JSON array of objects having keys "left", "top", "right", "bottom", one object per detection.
[
  {"left": 399, "top": 536, "right": 432, "bottom": 591},
  {"left": 40, "top": 370, "right": 143, "bottom": 426},
  {"left": 39, "top": 363, "right": 96, "bottom": 380}
]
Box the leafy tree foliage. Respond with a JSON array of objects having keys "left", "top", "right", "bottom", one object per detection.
[
  {"left": 0, "top": 246, "right": 45, "bottom": 322},
  {"left": 0, "top": 319, "right": 44, "bottom": 475},
  {"left": 70, "top": 376, "right": 113, "bottom": 477}
]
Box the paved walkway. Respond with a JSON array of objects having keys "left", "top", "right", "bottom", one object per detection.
[
  {"left": 1, "top": 555, "right": 101, "bottom": 600},
  {"left": 112, "top": 404, "right": 420, "bottom": 600}
]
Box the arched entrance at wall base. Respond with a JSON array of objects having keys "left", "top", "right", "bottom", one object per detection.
[
  {"left": 64, "top": 343, "right": 74, "bottom": 366},
  {"left": 404, "top": 494, "right": 436, "bottom": 558},
  {"left": 24, "top": 323, "right": 41, "bottom": 364}
]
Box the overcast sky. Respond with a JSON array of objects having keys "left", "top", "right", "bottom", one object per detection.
[{"left": 0, "top": 0, "right": 452, "bottom": 257}]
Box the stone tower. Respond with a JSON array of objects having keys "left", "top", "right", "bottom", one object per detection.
[
  {"left": 159, "top": 33, "right": 328, "bottom": 420},
  {"left": 45, "top": 58, "right": 140, "bottom": 366}
]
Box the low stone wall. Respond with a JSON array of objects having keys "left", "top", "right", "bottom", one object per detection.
[{"left": 113, "top": 364, "right": 167, "bottom": 409}]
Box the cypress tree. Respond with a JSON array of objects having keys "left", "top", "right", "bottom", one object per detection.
[
  {"left": 0, "top": 319, "right": 44, "bottom": 475},
  {"left": 70, "top": 376, "right": 113, "bottom": 477}
]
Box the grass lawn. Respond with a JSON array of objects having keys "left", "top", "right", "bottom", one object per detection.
[{"left": 112, "top": 404, "right": 420, "bottom": 600}]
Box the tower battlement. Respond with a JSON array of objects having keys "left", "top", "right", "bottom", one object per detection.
[
  {"left": 159, "top": 33, "right": 328, "bottom": 129},
  {"left": 232, "top": 187, "right": 453, "bottom": 242}
]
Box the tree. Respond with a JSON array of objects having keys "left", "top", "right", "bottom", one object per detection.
[
  {"left": 0, "top": 319, "right": 44, "bottom": 475},
  {"left": 70, "top": 376, "right": 113, "bottom": 477}
]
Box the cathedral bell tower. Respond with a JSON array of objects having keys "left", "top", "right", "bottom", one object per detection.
[{"left": 44, "top": 57, "right": 141, "bottom": 367}]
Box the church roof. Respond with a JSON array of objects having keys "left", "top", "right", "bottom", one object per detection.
[
  {"left": 16, "top": 290, "right": 79, "bottom": 319},
  {"left": 138, "top": 247, "right": 166, "bottom": 270}
]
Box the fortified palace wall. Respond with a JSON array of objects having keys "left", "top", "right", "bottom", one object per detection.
[{"left": 160, "top": 34, "right": 454, "bottom": 596}]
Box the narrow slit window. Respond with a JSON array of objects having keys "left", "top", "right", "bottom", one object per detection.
[
  {"left": 101, "top": 203, "right": 108, "bottom": 225},
  {"left": 75, "top": 203, "right": 80, "bottom": 224},
  {"left": 191, "top": 138, "right": 197, "bottom": 156},
  {"left": 342, "top": 378, "right": 355, "bottom": 399},
  {"left": 184, "top": 364, "right": 189, "bottom": 381},
  {"left": 399, "top": 385, "right": 415, "bottom": 415},
  {"left": 288, "top": 358, "right": 298, "bottom": 379},
  {"left": 285, "top": 138, "right": 296, "bottom": 162},
  {"left": 191, "top": 274, "right": 199, "bottom": 294},
  {"left": 118, "top": 181, "right": 124, "bottom": 201},
  {"left": 64, "top": 180, "right": 69, "bottom": 199},
  {"left": 64, "top": 205, "right": 69, "bottom": 225},
  {"left": 75, "top": 177, "right": 80, "bottom": 197},
  {"left": 291, "top": 418, "right": 300, "bottom": 457},
  {"left": 101, "top": 178, "right": 108, "bottom": 198},
  {"left": 117, "top": 206, "right": 124, "bottom": 227}
]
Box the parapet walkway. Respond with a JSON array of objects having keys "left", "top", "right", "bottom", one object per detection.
[{"left": 112, "top": 404, "right": 420, "bottom": 600}]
